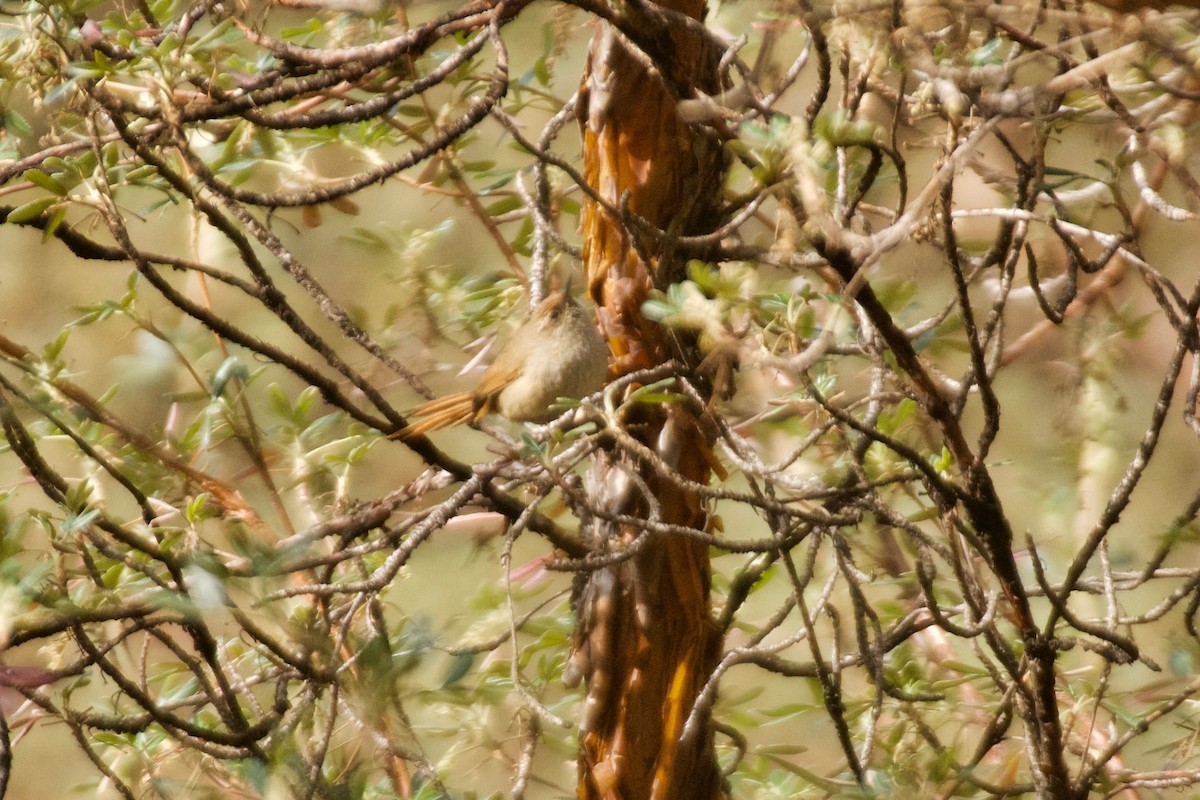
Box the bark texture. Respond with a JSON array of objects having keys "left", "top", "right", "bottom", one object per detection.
[{"left": 575, "top": 4, "right": 729, "bottom": 798}]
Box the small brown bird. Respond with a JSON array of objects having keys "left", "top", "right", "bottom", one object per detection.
[{"left": 395, "top": 287, "right": 608, "bottom": 440}]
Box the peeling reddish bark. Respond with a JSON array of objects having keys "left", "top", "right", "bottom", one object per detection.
[{"left": 575, "top": 4, "right": 729, "bottom": 798}]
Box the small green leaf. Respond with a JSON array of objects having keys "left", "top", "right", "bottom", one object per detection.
[
  {"left": 62, "top": 508, "right": 100, "bottom": 534},
  {"left": 629, "top": 391, "right": 684, "bottom": 405},
  {"left": 3, "top": 109, "right": 32, "bottom": 137},
  {"left": 442, "top": 653, "right": 474, "bottom": 687},
  {"left": 42, "top": 329, "right": 71, "bottom": 362},
  {"left": 460, "top": 160, "right": 496, "bottom": 173},
  {"left": 267, "top": 383, "right": 292, "bottom": 420},
  {"left": 24, "top": 170, "right": 66, "bottom": 195},
  {"left": 186, "top": 494, "right": 212, "bottom": 524},
  {"left": 7, "top": 197, "right": 56, "bottom": 223},
  {"left": 125, "top": 164, "right": 159, "bottom": 182},
  {"left": 293, "top": 386, "right": 318, "bottom": 421},
  {"left": 484, "top": 196, "right": 522, "bottom": 217},
  {"left": 42, "top": 206, "right": 68, "bottom": 241},
  {"left": 533, "top": 57, "right": 551, "bottom": 86},
  {"left": 211, "top": 356, "right": 248, "bottom": 397}
]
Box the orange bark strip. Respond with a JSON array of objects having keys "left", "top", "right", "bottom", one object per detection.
[{"left": 576, "top": 4, "right": 727, "bottom": 789}]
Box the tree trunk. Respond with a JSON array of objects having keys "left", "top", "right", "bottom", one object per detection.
[{"left": 575, "top": 4, "right": 729, "bottom": 798}]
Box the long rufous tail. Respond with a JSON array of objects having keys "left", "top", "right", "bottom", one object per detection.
[{"left": 393, "top": 392, "right": 477, "bottom": 440}]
